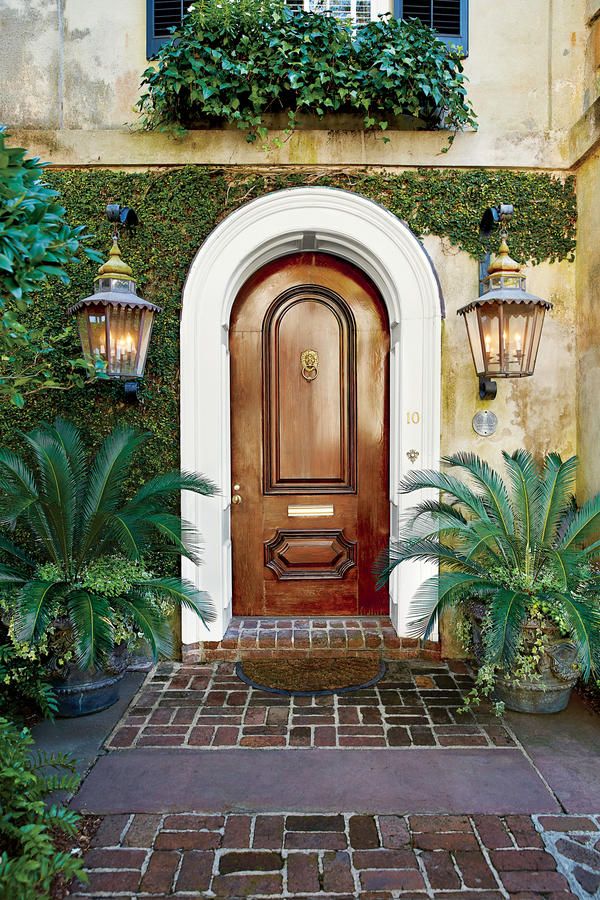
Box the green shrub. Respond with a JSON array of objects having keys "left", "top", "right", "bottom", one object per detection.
[
  {"left": 376, "top": 451, "right": 600, "bottom": 707},
  {"left": 0, "top": 131, "right": 101, "bottom": 407},
  {"left": 0, "top": 628, "right": 57, "bottom": 722},
  {"left": 0, "top": 418, "right": 216, "bottom": 671},
  {"left": 137, "top": 0, "right": 477, "bottom": 145},
  {"left": 0, "top": 718, "right": 85, "bottom": 900}
]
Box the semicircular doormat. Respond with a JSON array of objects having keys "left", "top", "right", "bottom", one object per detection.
[{"left": 236, "top": 657, "right": 386, "bottom": 696}]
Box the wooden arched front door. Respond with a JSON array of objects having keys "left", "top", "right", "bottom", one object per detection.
[{"left": 230, "top": 253, "right": 389, "bottom": 616}]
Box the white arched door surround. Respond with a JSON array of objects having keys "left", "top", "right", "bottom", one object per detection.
[{"left": 180, "top": 187, "right": 442, "bottom": 648}]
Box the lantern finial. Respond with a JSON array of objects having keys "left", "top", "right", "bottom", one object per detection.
[
  {"left": 95, "top": 239, "right": 134, "bottom": 283},
  {"left": 487, "top": 233, "right": 521, "bottom": 276}
]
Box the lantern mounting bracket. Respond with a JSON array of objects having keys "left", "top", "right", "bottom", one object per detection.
[
  {"left": 123, "top": 381, "right": 140, "bottom": 402},
  {"left": 479, "top": 376, "right": 497, "bottom": 401}
]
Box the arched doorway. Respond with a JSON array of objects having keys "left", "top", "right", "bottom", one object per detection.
[
  {"left": 230, "top": 252, "right": 389, "bottom": 617},
  {"left": 180, "top": 187, "right": 442, "bottom": 650}
]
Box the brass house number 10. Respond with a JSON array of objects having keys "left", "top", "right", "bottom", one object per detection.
[{"left": 406, "top": 411, "right": 421, "bottom": 424}]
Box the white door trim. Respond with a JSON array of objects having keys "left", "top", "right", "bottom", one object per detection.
[{"left": 180, "top": 186, "right": 442, "bottom": 648}]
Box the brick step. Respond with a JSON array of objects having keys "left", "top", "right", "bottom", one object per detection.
[{"left": 182, "top": 617, "right": 440, "bottom": 664}]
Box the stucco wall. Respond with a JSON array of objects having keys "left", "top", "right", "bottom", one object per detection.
[
  {"left": 0, "top": 0, "right": 588, "bottom": 170},
  {"left": 425, "top": 236, "right": 578, "bottom": 471},
  {"left": 575, "top": 149, "right": 600, "bottom": 501}
]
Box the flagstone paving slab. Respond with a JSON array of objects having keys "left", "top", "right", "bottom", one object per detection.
[
  {"left": 69, "top": 812, "right": 581, "bottom": 898},
  {"left": 71, "top": 747, "right": 559, "bottom": 815},
  {"left": 107, "top": 660, "right": 516, "bottom": 750}
]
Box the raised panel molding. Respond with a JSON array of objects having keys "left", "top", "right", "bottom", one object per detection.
[
  {"left": 263, "top": 284, "right": 357, "bottom": 494},
  {"left": 264, "top": 528, "right": 356, "bottom": 580}
]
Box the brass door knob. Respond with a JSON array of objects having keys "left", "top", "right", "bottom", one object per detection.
[{"left": 231, "top": 494, "right": 242, "bottom": 505}]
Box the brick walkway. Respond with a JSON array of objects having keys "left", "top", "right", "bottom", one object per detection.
[
  {"left": 70, "top": 812, "right": 589, "bottom": 898},
  {"left": 107, "top": 660, "right": 516, "bottom": 750},
  {"left": 184, "top": 617, "right": 440, "bottom": 663}
]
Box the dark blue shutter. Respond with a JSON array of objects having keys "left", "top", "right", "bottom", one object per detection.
[
  {"left": 147, "top": 0, "right": 195, "bottom": 57},
  {"left": 393, "top": 0, "right": 468, "bottom": 53}
]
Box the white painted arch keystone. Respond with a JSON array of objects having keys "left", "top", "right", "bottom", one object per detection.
[{"left": 180, "top": 186, "right": 442, "bottom": 646}]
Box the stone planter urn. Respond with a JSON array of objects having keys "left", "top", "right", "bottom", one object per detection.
[
  {"left": 51, "top": 643, "right": 129, "bottom": 718},
  {"left": 469, "top": 607, "right": 578, "bottom": 714}
]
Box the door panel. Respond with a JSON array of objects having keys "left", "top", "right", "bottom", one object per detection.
[
  {"left": 230, "top": 253, "right": 389, "bottom": 616},
  {"left": 264, "top": 287, "right": 356, "bottom": 492}
]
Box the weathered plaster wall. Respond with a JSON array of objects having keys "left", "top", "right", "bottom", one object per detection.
[
  {"left": 0, "top": 0, "right": 588, "bottom": 169},
  {"left": 423, "top": 236, "right": 578, "bottom": 472},
  {"left": 575, "top": 149, "right": 600, "bottom": 501}
]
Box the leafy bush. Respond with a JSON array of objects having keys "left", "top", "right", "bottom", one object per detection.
[
  {"left": 0, "top": 131, "right": 102, "bottom": 407},
  {"left": 377, "top": 451, "right": 600, "bottom": 703},
  {"left": 0, "top": 717, "right": 85, "bottom": 900},
  {"left": 0, "top": 629, "right": 57, "bottom": 722},
  {"left": 137, "top": 0, "right": 476, "bottom": 146},
  {"left": 0, "top": 417, "right": 217, "bottom": 671}
]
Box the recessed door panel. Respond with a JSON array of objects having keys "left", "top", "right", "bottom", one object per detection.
[
  {"left": 264, "top": 288, "right": 356, "bottom": 493},
  {"left": 230, "top": 253, "right": 389, "bottom": 616}
]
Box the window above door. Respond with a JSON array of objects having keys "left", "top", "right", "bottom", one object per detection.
[{"left": 147, "top": 0, "right": 467, "bottom": 57}]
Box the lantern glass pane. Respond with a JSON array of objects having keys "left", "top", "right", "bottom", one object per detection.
[
  {"left": 525, "top": 305, "right": 547, "bottom": 375},
  {"left": 476, "top": 302, "right": 502, "bottom": 376},
  {"left": 463, "top": 308, "right": 485, "bottom": 373},
  {"left": 78, "top": 304, "right": 108, "bottom": 373},
  {"left": 502, "top": 305, "right": 537, "bottom": 375},
  {"left": 135, "top": 310, "right": 155, "bottom": 378},
  {"left": 107, "top": 305, "right": 143, "bottom": 378}
]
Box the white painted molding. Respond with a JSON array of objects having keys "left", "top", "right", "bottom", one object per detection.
[{"left": 180, "top": 186, "right": 442, "bottom": 645}]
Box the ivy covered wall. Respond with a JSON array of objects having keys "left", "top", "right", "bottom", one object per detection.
[{"left": 0, "top": 166, "right": 576, "bottom": 489}]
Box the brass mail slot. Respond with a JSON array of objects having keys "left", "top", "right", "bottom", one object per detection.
[{"left": 288, "top": 504, "right": 334, "bottom": 518}]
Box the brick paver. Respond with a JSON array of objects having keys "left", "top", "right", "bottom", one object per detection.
[
  {"left": 183, "top": 616, "right": 440, "bottom": 663},
  {"left": 72, "top": 812, "right": 584, "bottom": 898},
  {"left": 107, "top": 659, "right": 516, "bottom": 750}
]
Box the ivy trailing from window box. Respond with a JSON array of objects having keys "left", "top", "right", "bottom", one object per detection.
[{"left": 137, "top": 0, "right": 477, "bottom": 146}]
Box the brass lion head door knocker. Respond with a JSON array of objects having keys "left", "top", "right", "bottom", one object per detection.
[{"left": 301, "top": 349, "right": 319, "bottom": 382}]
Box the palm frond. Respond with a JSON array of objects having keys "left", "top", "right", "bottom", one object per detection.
[
  {"left": 13, "top": 580, "right": 63, "bottom": 643},
  {"left": 406, "top": 571, "right": 492, "bottom": 639},
  {"left": 0, "top": 563, "right": 27, "bottom": 585},
  {"left": 117, "top": 593, "right": 173, "bottom": 660},
  {"left": 374, "top": 537, "right": 483, "bottom": 589},
  {"left": 486, "top": 589, "right": 529, "bottom": 667},
  {"left": 145, "top": 513, "right": 203, "bottom": 563},
  {"left": 545, "top": 591, "right": 600, "bottom": 680},
  {"left": 0, "top": 533, "right": 36, "bottom": 568},
  {"left": 128, "top": 471, "right": 219, "bottom": 509},
  {"left": 559, "top": 492, "right": 600, "bottom": 550},
  {"left": 443, "top": 451, "right": 514, "bottom": 537},
  {"left": 141, "top": 576, "right": 216, "bottom": 625},
  {"left": 399, "top": 468, "right": 490, "bottom": 520},
  {"left": 502, "top": 450, "right": 541, "bottom": 548},
  {"left": 45, "top": 418, "right": 88, "bottom": 531},
  {"left": 66, "top": 590, "right": 114, "bottom": 670},
  {"left": 24, "top": 427, "right": 76, "bottom": 566},
  {"left": 537, "top": 454, "right": 577, "bottom": 547},
  {"left": 76, "top": 427, "right": 149, "bottom": 563}
]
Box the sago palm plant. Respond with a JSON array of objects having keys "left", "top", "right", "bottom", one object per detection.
[
  {"left": 0, "top": 418, "right": 217, "bottom": 670},
  {"left": 377, "top": 450, "right": 600, "bottom": 680}
]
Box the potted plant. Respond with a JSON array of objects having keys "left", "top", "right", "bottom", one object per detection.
[
  {"left": 0, "top": 418, "right": 216, "bottom": 716},
  {"left": 377, "top": 450, "right": 600, "bottom": 713}
]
